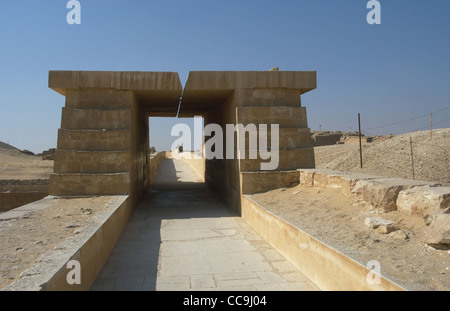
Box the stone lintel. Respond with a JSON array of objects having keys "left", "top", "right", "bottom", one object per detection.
[
  {"left": 179, "top": 71, "right": 316, "bottom": 117},
  {"left": 49, "top": 71, "right": 183, "bottom": 116},
  {"left": 49, "top": 71, "right": 182, "bottom": 95},
  {"left": 184, "top": 71, "right": 317, "bottom": 93}
]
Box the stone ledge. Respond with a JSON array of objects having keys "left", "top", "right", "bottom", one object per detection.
[
  {"left": 298, "top": 169, "right": 443, "bottom": 213},
  {"left": 1, "top": 195, "right": 131, "bottom": 291},
  {"left": 241, "top": 195, "right": 405, "bottom": 291},
  {"left": 241, "top": 170, "right": 300, "bottom": 194}
]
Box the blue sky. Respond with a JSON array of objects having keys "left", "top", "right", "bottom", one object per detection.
[{"left": 0, "top": 1, "right": 449, "bottom": 153}]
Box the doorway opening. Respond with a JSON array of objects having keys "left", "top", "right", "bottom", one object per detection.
[{"left": 147, "top": 116, "right": 205, "bottom": 190}]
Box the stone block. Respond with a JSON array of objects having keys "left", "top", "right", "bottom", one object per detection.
[
  {"left": 64, "top": 89, "right": 134, "bottom": 110},
  {"left": 297, "top": 169, "right": 380, "bottom": 197},
  {"left": 364, "top": 217, "right": 399, "bottom": 234},
  {"left": 57, "top": 129, "right": 131, "bottom": 151},
  {"left": 397, "top": 185, "right": 450, "bottom": 216},
  {"left": 298, "top": 169, "right": 317, "bottom": 187},
  {"left": 0, "top": 192, "right": 48, "bottom": 213},
  {"left": 53, "top": 150, "right": 130, "bottom": 174},
  {"left": 236, "top": 106, "right": 308, "bottom": 128},
  {"left": 424, "top": 214, "right": 450, "bottom": 249},
  {"left": 49, "top": 173, "right": 130, "bottom": 196},
  {"left": 61, "top": 107, "right": 131, "bottom": 130},
  {"left": 239, "top": 148, "right": 315, "bottom": 172},
  {"left": 351, "top": 178, "right": 438, "bottom": 212},
  {"left": 242, "top": 127, "right": 312, "bottom": 151},
  {"left": 234, "top": 88, "right": 302, "bottom": 107},
  {"left": 313, "top": 171, "right": 381, "bottom": 198},
  {"left": 241, "top": 170, "right": 299, "bottom": 194}
]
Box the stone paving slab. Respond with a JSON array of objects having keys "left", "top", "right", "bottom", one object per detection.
[{"left": 91, "top": 159, "right": 319, "bottom": 291}]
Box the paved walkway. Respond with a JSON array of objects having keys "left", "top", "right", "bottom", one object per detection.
[{"left": 91, "top": 159, "right": 319, "bottom": 291}]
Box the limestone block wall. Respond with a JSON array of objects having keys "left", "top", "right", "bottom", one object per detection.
[
  {"left": 130, "top": 95, "right": 150, "bottom": 201},
  {"left": 49, "top": 89, "right": 136, "bottom": 198},
  {"left": 204, "top": 93, "right": 241, "bottom": 211},
  {"left": 0, "top": 193, "right": 48, "bottom": 213},
  {"left": 148, "top": 151, "right": 166, "bottom": 186},
  {"left": 48, "top": 71, "right": 182, "bottom": 207},
  {"left": 235, "top": 89, "right": 315, "bottom": 197},
  {"left": 179, "top": 71, "right": 318, "bottom": 212},
  {"left": 48, "top": 70, "right": 317, "bottom": 213},
  {"left": 0, "top": 179, "right": 49, "bottom": 213}
]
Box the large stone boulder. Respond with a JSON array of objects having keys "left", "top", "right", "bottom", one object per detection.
[
  {"left": 424, "top": 214, "right": 450, "bottom": 249},
  {"left": 351, "top": 178, "right": 437, "bottom": 212},
  {"left": 397, "top": 185, "right": 450, "bottom": 216}
]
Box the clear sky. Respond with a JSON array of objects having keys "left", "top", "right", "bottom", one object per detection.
[{"left": 1, "top": 1, "right": 449, "bottom": 153}]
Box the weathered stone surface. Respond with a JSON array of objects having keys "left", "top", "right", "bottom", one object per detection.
[
  {"left": 240, "top": 148, "right": 315, "bottom": 172},
  {"left": 397, "top": 185, "right": 450, "bottom": 216},
  {"left": 365, "top": 217, "right": 399, "bottom": 234},
  {"left": 351, "top": 178, "right": 437, "bottom": 212},
  {"left": 297, "top": 169, "right": 381, "bottom": 197},
  {"left": 388, "top": 230, "right": 408, "bottom": 240},
  {"left": 236, "top": 106, "right": 308, "bottom": 128},
  {"left": 299, "top": 169, "right": 317, "bottom": 187},
  {"left": 424, "top": 208, "right": 450, "bottom": 226},
  {"left": 314, "top": 171, "right": 380, "bottom": 197},
  {"left": 378, "top": 223, "right": 399, "bottom": 234},
  {"left": 364, "top": 217, "right": 395, "bottom": 229},
  {"left": 241, "top": 171, "right": 299, "bottom": 194},
  {"left": 423, "top": 214, "right": 450, "bottom": 249}
]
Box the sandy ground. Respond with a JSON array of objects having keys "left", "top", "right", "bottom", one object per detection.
[
  {"left": 251, "top": 185, "right": 449, "bottom": 291},
  {"left": 0, "top": 143, "right": 53, "bottom": 180},
  {"left": 0, "top": 196, "right": 114, "bottom": 290},
  {"left": 313, "top": 128, "right": 449, "bottom": 186},
  {"left": 251, "top": 128, "right": 450, "bottom": 291}
]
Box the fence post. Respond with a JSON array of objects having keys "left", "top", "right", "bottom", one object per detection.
[
  {"left": 430, "top": 113, "right": 433, "bottom": 139},
  {"left": 410, "top": 137, "right": 415, "bottom": 180},
  {"left": 358, "top": 113, "right": 363, "bottom": 169}
]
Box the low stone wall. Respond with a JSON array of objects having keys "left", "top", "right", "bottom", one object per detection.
[
  {"left": 298, "top": 169, "right": 449, "bottom": 214},
  {"left": 148, "top": 151, "right": 166, "bottom": 184},
  {"left": 241, "top": 171, "right": 299, "bottom": 194},
  {"left": 2, "top": 195, "right": 132, "bottom": 291},
  {"left": 241, "top": 195, "right": 405, "bottom": 291},
  {"left": 175, "top": 151, "right": 205, "bottom": 181},
  {"left": 0, "top": 179, "right": 49, "bottom": 213},
  {"left": 0, "top": 192, "right": 48, "bottom": 213}
]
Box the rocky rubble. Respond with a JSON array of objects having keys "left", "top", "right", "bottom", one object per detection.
[{"left": 299, "top": 168, "right": 450, "bottom": 249}]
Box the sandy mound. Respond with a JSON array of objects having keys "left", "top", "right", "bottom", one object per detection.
[
  {"left": 0, "top": 142, "right": 53, "bottom": 180},
  {"left": 313, "top": 128, "right": 450, "bottom": 186}
]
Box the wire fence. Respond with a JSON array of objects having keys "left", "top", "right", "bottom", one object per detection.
[
  {"left": 330, "top": 106, "right": 450, "bottom": 185},
  {"left": 361, "top": 106, "right": 450, "bottom": 137}
]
